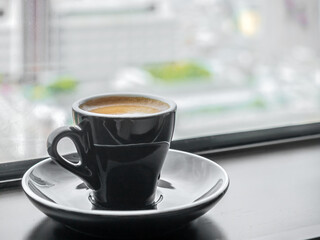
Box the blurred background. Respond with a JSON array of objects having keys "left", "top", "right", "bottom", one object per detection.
[{"left": 1, "top": 0, "right": 320, "bottom": 162}]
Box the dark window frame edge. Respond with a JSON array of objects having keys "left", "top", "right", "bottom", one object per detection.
[{"left": 1, "top": 122, "right": 320, "bottom": 188}]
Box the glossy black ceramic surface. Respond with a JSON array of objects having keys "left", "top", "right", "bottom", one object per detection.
[
  {"left": 22, "top": 150, "right": 229, "bottom": 237},
  {"left": 72, "top": 93, "right": 177, "bottom": 145},
  {"left": 47, "top": 93, "right": 176, "bottom": 209}
]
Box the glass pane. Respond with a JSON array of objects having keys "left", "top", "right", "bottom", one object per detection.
[{"left": 1, "top": 0, "right": 320, "bottom": 162}]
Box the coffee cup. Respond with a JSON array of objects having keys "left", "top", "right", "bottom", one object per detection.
[{"left": 47, "top": 93, "right": 176, "bottom": 210}]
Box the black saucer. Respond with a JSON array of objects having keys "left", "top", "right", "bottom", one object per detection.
[{"left": 22, "top": 150, "right": 229, "bottom": 237}]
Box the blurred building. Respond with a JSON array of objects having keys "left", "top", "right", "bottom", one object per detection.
[
  {"left": 0, "top": 0, "right": 23, "bottom": 81},
  {"left": 21, "top": 0, "right": 183, "bottom": 83},
  {"left": 2, "top": 0, "right": 320, "bottom": 83}
]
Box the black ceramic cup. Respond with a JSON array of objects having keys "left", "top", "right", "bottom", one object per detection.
[{"left": 47, "top": 93, "right": 176, "bottom": 210}]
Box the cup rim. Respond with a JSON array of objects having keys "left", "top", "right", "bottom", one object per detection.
[{"left": 72, "top": 92, "right": 177, "bottom": 118}]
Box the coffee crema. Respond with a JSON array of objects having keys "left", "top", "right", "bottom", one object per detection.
[{"left": 80, "top": 96, "right": 169, "bottom": 115}]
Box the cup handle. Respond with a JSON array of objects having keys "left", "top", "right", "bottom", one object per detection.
[{"left": 47, "top": 125, "right": 100, "bottom": 190}]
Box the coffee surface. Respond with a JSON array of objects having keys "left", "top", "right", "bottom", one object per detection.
[
  {"left": 80, "top": 96, "right": 169, "bottom": 115},
  {"left": 90, "top": 104, "right": 160, "bottom": 115}
]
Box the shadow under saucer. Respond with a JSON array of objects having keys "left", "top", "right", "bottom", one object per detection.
[{"left": 26, "top": 216, "right": 226, "bottom": 240}]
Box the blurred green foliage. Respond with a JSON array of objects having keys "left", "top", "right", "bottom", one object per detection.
[
  {"left": 144, "top": 61, "right": 211, "bottom": 83},
  {"left": 23, "top": 76, "right": 78, "bottom": 100},
  {"left": 48, "top": 76, "right": 78, "bottom": 92}
]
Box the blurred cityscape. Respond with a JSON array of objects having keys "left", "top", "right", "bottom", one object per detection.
[{"left": 1, "top": 0, "right": 320, "bottom": 162}]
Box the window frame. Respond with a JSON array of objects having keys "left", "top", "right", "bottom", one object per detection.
[{"left": 1, "top": 122, "right": 320, "bottom": 188}]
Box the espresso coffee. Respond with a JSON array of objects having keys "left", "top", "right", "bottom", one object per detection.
[
  {"left": 80, "top": 96, "right": 169, "bottom": 115},
  {"left": 48, "top": 93, "right": 176, "bottom": 209},
  {"left": 90, "top": 105, "right": 159, "bottom": 115}
]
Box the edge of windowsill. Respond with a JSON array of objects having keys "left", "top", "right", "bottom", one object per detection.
[{"left": 2, "top": 122, "right": 320, "bottom": 188}]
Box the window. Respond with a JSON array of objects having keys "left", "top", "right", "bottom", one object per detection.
[{"left": 1, "top": 0, "right": 320, "bottom": 163}]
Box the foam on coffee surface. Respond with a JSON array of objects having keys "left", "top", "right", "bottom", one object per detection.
[{"left": 80, "top": 96, "right": 170, "bottom": 116}]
